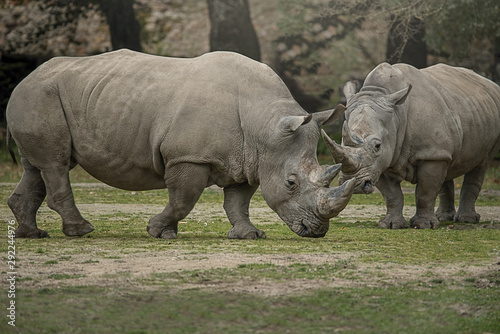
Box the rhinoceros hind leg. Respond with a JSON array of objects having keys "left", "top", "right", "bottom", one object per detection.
[
  {"left": 224, "top": 183, "right": 266, "bottom": 239},
  {"left": 436, "top": 180, "right": 456, "bottom": 222},
  {"left": 147, "top": 164, "right": 209, "bottom": 239},
  {"left": 8, "top": 157, "right": 49, "bottom": 238},
  {"left": 455, "top": 165, "right": 486, "bottom": 223}
]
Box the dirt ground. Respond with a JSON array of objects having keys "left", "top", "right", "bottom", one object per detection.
[
  {"left": 7, "top": 186, "right": 500, "bottom": 296},
  {"left": 17, "top": 245, "right": 500, "bottom": 296}
]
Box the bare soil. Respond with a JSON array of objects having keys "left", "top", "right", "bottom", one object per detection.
[{"left": 16, "top": 246, "right": 500, "bottom": 296}]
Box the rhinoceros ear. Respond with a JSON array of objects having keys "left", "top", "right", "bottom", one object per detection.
[
  {"left": 343, "top": 81, "right": 358, "bottom": 103},
  {"left": 278, "top": 114, "right": 312, "bottom": 133},
  {"left": 312, "top": 104, "right": 346, "bottom": 127},
  {"left": 387, "top": 84, "right": 412, "bottom": 106}
]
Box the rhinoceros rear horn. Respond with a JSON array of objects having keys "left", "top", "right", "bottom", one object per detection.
[
  {"left": 320, "top": 129, "right": 357, "bottom": 171},
  {"left": 318, "top": 178, "right": 357, "bottom": 219},
  {"left": 314, "top": 163, "right": 342, "bottom": 186}
]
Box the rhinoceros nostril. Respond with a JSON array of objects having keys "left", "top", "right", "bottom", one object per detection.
[
  {"left": 363, "top": 180, "right": 374, "bottom": 194},
  {"left": 291, "top": 221, "right": 309, "bottom": 237}
]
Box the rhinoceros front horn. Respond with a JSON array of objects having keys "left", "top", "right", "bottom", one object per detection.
[
  {"left": 320, "top": 129, "right": 357, "bottom": 172},
  {"left": 317, "top": 178, "right": 357, "bottom": 219}
]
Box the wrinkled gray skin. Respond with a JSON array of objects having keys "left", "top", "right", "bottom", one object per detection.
[
  {"left": 322, "top": 62, "right": 500, "bottom": 229},
  {"left": 7, "top": 49, "right": 356, "bottom": 240}
]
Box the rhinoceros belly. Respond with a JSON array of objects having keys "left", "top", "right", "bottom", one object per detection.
[
  {"left": 69, "top": 127, "right": 167, "bottom": 191},
  {"left": 75, "top": 151, "right": 167, "bottom": 191}
]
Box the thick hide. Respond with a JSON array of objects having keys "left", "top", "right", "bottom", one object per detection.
[
  {"left": 324, "top": 62, "right": 500, "bottom": 229},
  {"left": 7, "top": 49, "right": 354, "bottom": 239}
]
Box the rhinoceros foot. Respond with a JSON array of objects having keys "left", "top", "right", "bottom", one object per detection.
[
  {"left": 147, "top": 214, "right": 179, "bottom": 239},
  {"left": 15, "top": 226, "right": 50, "bottom": 239},
  {"left": 146, "top": 224, "right": 178, "bottom": 240},
  {"left": 63, "top": 219, "right": 94, "bottom": 237},
  {"left": 228, "top": 225, "right": 266, "bottom": 239},
  {"left": 454, "top": 211, "right": 480, "bottom": 223},
  {"left": 378, "top": 214, "right": 408, "bottom": 229},
  {"left": 436, "top": 210, "right": 456, "bottom": 222},
  {"left": 410, "top": 215, "right": 440, "bottom": 229}
]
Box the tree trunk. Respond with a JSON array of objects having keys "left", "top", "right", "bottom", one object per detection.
[
  {"left": 492, "top": 37, "right": 500, "bottom": 84},
  {"left": 386, "top": 16, "right": 427, "bottom": 69},
  {"left": 206, "top": 0, "right": 261, "bottom": 61},
  {"left": 98, "top": 0, "right": 142, "bottom": 51}
]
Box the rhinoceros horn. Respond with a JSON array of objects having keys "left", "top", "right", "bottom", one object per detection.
[
  {"left": 317, "top": 178, "right": 357, "bottom": 219},
  {"left": 313, "top": 163, "right": 342, "bottom": 186},
  {"left": 342, "top": 121, "right": 364, "bottom": 146},
  {"left": 320, "top": 129, "right": 358, "bottom": 172}
]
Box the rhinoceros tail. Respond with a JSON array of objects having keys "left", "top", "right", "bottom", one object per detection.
[{"left": 6, "top": 127, "right": 18, "bottom": 166}]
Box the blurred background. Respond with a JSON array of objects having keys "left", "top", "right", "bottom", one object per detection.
[{"left": 1, "top": 0, "right": 499, "bottom": 147}]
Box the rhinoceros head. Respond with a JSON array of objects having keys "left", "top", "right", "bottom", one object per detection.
[
  {"left": 258, "top": 104, "right": 357, "bottom": 238},
  {"left": 321, "top": 81, "right": 412, "bottom": 194}
]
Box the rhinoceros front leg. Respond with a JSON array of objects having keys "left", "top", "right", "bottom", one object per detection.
[
  {"left": 224, "top": 182, "right": 266, "bottom": 239},
  {"left": 147, "top": 163, "right": 209, "bottom": 239},
  {"left": 376, "top": 174, "right": 408, "bottom": 229},
  {"left": 410, "top": 160, "right": 448, "bottom": 229},
  {"left": 436, "top": 180, "right": 456, "bottom": 222},
  {"left": 455, "top": 164, "right": 487, "bottom": 223}
]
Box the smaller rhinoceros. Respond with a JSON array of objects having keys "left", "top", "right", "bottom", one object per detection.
[
  {"left": 322, "top": 62, "right": 500, "bottom": 229},
  {"left": 7, "top": 49, "right": 356, "bottom": 240}
]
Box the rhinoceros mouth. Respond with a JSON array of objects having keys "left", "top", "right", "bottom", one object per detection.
[
  {"left": 291, "top": 221, "right": 309, "bottom": 237},
  {"left": 348, "top": 177, "right": 374, "bottom": 194},
  {"left": 291, "top": 219, "right": 328, "bottom": 238}
]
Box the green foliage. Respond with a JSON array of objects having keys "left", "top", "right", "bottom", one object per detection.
[
  {"left": 425, "top": 0, "right": 500, "bottom": 61},
  {"left": 275, "top": 0, "right": 370, "bottom": 76},
  {"left": 275, "top": 0, "right": 500, "bottom": 101}
]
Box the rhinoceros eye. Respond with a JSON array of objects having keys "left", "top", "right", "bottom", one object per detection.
[
  {"left": 371, "top": 139, "right": 382, "bottom": 153},
  {"left": 286, "top": 175, "right": 299, "bottom": 191}
]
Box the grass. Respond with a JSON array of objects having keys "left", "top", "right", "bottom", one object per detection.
[
  {"left": 1, "top": 286, "right": 498, "bottom": 333},
  {"left": 1, "top": 160, "right": 499, "bottom": 333}
]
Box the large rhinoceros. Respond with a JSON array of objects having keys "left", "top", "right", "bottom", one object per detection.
[
  {"left": 7, "top": 49, "right": 356, "bottom": 239},
  {"left": 322, "top": 62, "right": 500, "bottom": 229}
]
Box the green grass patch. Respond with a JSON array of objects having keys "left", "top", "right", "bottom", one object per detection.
[
  {"left": 48, "top": 273, "right": 86, "bottom": 280},
  {"left": 2, "top": 204, "right": 499, "bottom": 265},
  {"left": 1, "top": 286, "right": 498, "bottom": 334},
  {"left": 143, "top": 260, "right": 362, "bottom": 286}
]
